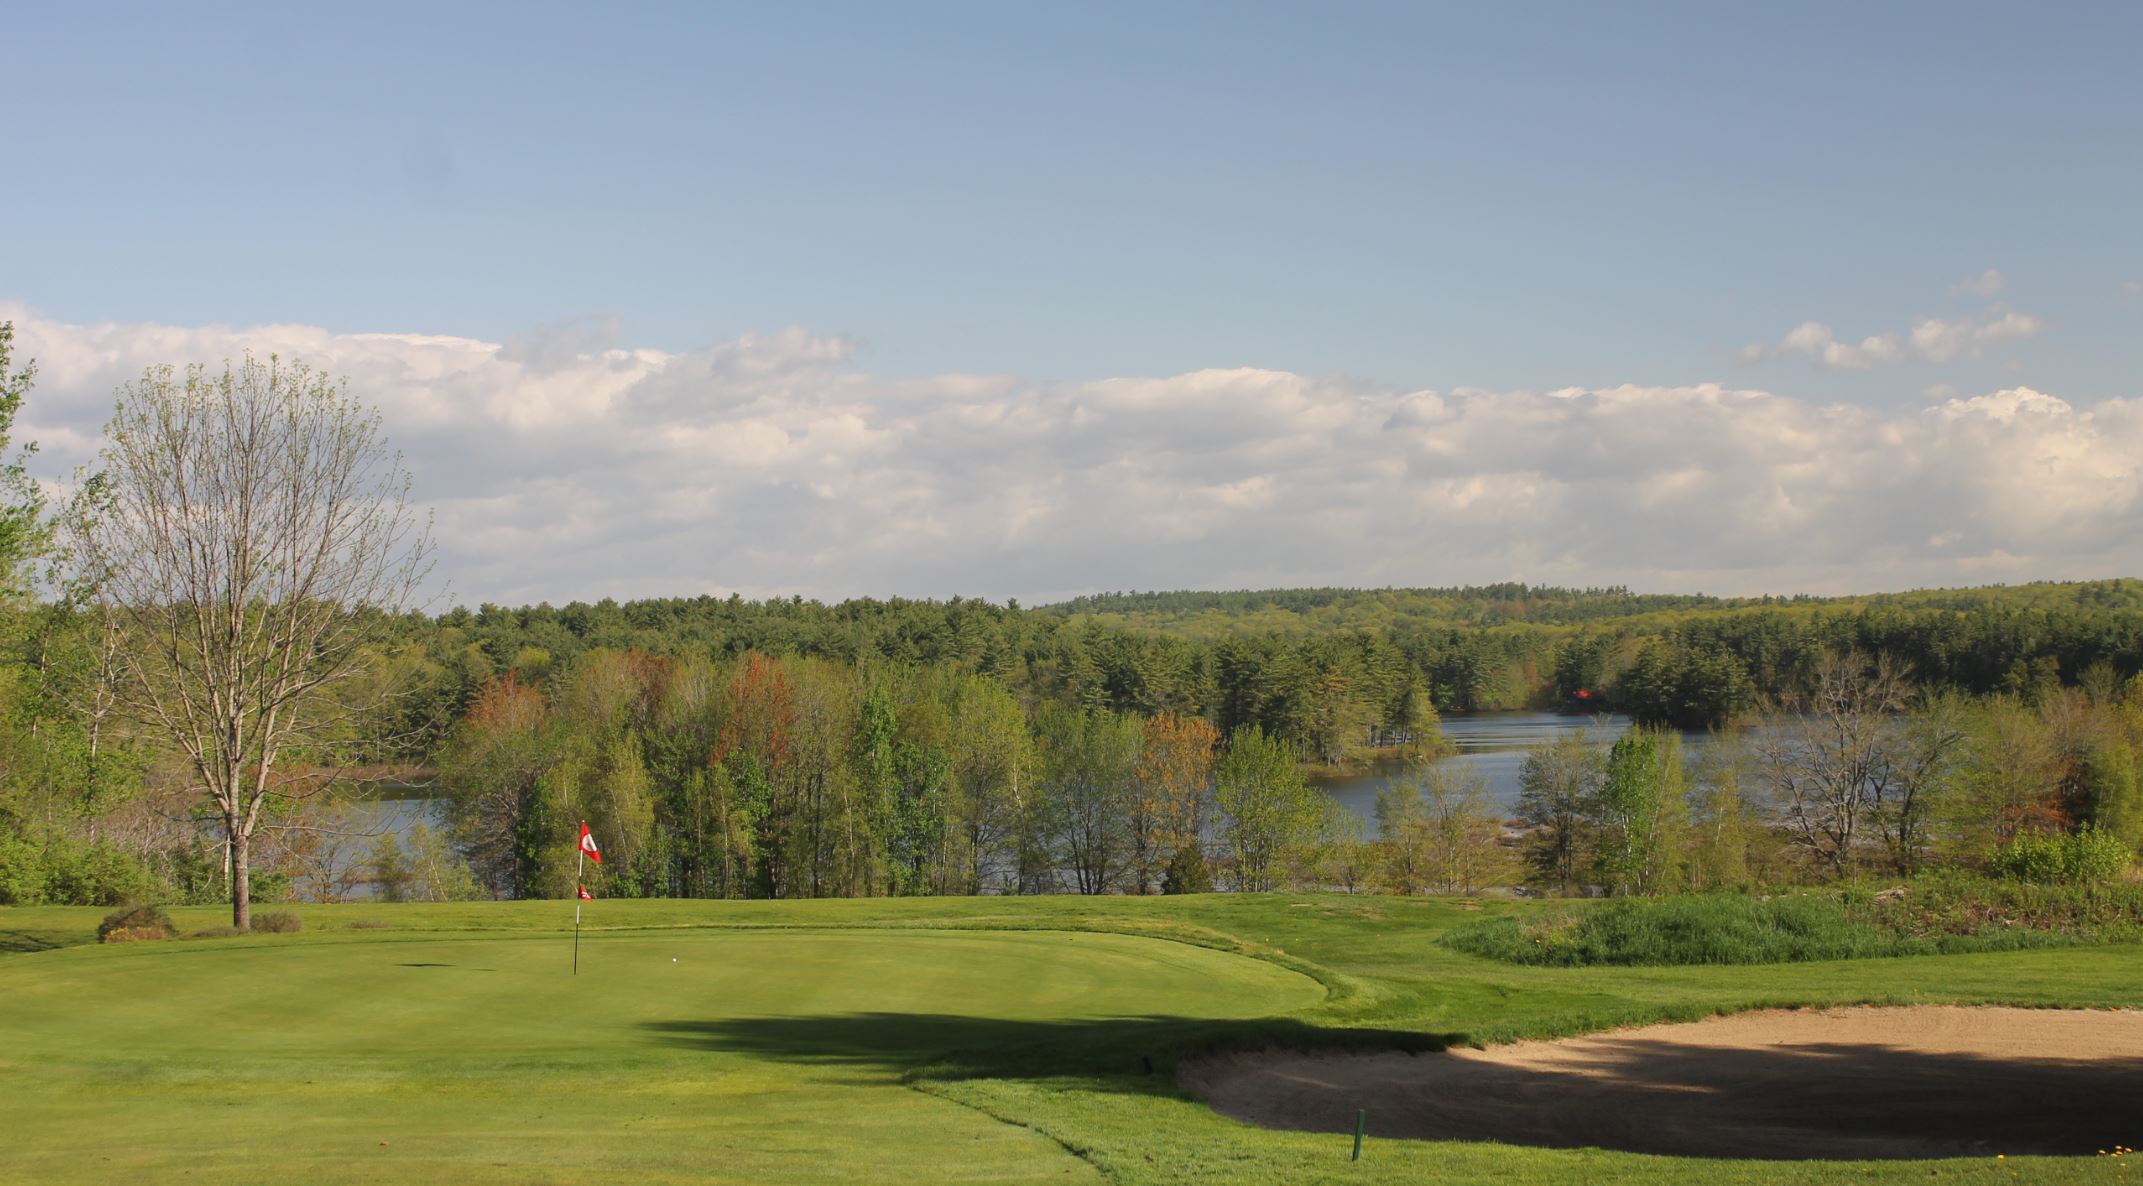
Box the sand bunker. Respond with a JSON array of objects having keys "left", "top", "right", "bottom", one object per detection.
[{"left": 1181, "top": 1007, "right": 2143, "bottom": 1160}]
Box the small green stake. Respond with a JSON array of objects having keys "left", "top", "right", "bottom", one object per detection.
[{"left": 1351, "top": 1109, "right": 1365, "bottom": 1161}]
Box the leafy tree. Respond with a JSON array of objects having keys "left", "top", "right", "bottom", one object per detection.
[
  {"left": 370, "top": 823, "right": 480, "bottom": 902},
  {"left": 1373, "top": 776, "right": 1429, "bottom": 894},
  {"left": 1515, "top": 732, "right": 1601, "bottom": 894},
  {"left": 1686, "top": 737, "right": 1761, "bottom": 890},
  {"left": 1313, "top": 808, "right": 1373, "bottom": 893},
  {"left": 1593, "top": 728, "right": 1685, "bottom": 895},
  {"left": 1033, "top": 706, "right": 1141, "bottom": 894},
  {"left": 1420, "top": 764, "right": 1509, "bottom": 894},
  {"left": 440, "top": 672, "right": 556, "bottom": 896},
  {"left": 1128, "top": 711, "right": 1217, "bottom": 893},
  {"left": 943, "top": 675, "right": 1031, "bottom": 894},
  {"left": 2080, "top": 738, "right": 2143, "bottom": 851},
  {"left": 0, "top": 322, "right": 49, "bottom": 595},
  {"left": 1213, "top": 726, "right": 1329, "bottom": 892}
]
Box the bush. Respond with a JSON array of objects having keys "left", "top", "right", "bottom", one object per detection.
[
  {"left": 101, "top": 926, "right": 170, "bottom": 943},
  {"left": 1445, "top": 877, "right": 2143, "bottom": 968},
  {"left": 1162, "top": 845, "right": 1214, "bottom": 894},
  {"left": 1988, "top": 826, "right": 2133, "bottom": 884},
  {"left": 0, "top": 833, "right": 46, "bottom": 904},
  {"left": 45, "top": 841, "right": 155, "bottom": 906},
  {"left": 97, "top": 903, "right": 175, "bottom": 942},
  {"left": 250, "top": 911, "right": 302, "bottom": 934},
  {"left": 2066, "top": 826, "right": 2133, "bottom": 883},
  {"left": 0, "top": 835, "right": 155, "bottom": 905},
  {"left": 1442, "top": 894, "right": 1894, "bottom": 967}
]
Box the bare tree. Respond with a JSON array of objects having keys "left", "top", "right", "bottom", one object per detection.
[
  {"left": 84, "top": 356, "right": 431, "bottom": 927},
  {"left": 1754, "top": 651, "right": 1959, "bottom": 877},
  {"left": 1866, "top": 694, "right": 1966, "bottom": 875}
]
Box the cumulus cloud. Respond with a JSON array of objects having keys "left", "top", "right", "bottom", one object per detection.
[
  {"left": 1746, "top": 306, "right": 2044, "bottom": 370},
  {"left": 4, "top": 304, "right": 2138, "bottom": 603}
]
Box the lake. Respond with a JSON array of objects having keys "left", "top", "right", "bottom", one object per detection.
[{"left": 1311, "top": 711, "right": 1729, "bottom": 835}]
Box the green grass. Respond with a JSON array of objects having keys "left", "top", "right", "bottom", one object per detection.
[{"left": 6, "top": 894, "right": 2142, "bottom": 1184}]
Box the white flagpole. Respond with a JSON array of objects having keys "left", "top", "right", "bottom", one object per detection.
[{"left": 573, "top": 844, "right": 585, "bottom": 975}]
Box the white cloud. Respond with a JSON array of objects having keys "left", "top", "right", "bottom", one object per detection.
[
  {"left": 4, "top": 303, "right": 2139, "bottom": 603},
  {"left": 1953, "top": 268, "right": 2006, "bottom": 297},
  {"left": 1748, "top": 306, "right": 2044, "bottom": 369}
]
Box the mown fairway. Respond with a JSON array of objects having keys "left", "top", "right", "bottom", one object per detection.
[{"left": 6, "top": 895, "right": 2142, "bottom": 1185}]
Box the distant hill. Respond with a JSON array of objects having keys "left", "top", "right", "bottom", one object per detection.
[{"left": 1038, "top": 579, "right": 2143, "bottom": 638}]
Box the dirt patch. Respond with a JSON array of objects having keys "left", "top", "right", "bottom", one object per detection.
[{"left": 1180, "top": 1007, "right": 2143, "bottom": 1160}]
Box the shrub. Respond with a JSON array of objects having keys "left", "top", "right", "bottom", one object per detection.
[
  {"left": 101, "top": 926, "right": 170, "bottom": 944},
  {"left": 0, "top": 833, "right": 46, "bottom": 904},
  {"left": 1445, "top": 877, "right": 2143, "bottom": 968},
  {"left": 45, "top": 841, "right": 155, "bottom": 906},
  {"left": 1162, "top": 845, "right": 1214, "bottom": 894},
  {"left": 1988, "top": 833, "right": 2069, "bottom": 883},
  {"left": 250, "top": 911, "right": 302, "bottom": 934},
  {"left": 1989, "top": 826, "right": 2133, "bottom": 884},
  {"left": 97, "top": 903, "right": 175, "bottom": 942},
  {"left": 1442, "top": 894, "right": 1894, "bottom": 967},
  {"left": 2066, "top": 826, "right": 2133, "bottom": 883}
]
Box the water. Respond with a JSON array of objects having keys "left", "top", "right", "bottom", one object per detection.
[
  {"left": 323, "top": 783, "right": 452, "bottom": 900},
  {"left": 352, "top": 786, "right": 450, "bottom": 846},
  {"left": 1312, "top": 711, "right": 1725, "bottom": 835}
]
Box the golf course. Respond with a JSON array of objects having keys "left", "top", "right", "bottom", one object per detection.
[{"left": 8, "top": 894, "right": 2143, "bottom": 1185}]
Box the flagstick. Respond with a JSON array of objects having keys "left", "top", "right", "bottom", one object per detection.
[{"left": 573, "top": 846, "right": 584, "bottom": 976}]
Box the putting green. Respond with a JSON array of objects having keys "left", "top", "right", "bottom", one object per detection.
[{"left": 3, "top": 928, "right": 1320, "bottom": 1185}]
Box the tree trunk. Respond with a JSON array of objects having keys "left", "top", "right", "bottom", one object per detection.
[{"left": 231, "top": 825, "right": 253, "bottom": 930}]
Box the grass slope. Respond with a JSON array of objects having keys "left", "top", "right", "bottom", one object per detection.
[{"left": 5, "top": 895, "right": 2140, "bottom": 1185}]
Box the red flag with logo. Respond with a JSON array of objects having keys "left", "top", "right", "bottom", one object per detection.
[
  {"left": 577, "top": 885, "right": 593, "bottom": 900},
  {"left": 578, "top": 820, "right": 602, "bottom": 863}
]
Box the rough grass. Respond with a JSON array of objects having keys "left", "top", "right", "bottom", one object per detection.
[
  {"left": 5, "top": 894, "right": 2141, "bottom": 1184},
  {"left": 1442, "top": 879, "right": 2143, "bottom": 967}
]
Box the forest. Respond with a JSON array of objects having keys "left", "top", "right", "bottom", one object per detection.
[{"left": 10, "top": 575, "right": 2143, "bottom": 908}]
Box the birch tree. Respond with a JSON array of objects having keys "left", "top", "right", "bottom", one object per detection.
[{"left": 86, "top": 356, "right": 431, "bottom": 927}]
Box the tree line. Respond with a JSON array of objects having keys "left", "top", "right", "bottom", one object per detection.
[{"left": 436, "top": 648, "right": 1340, "bottom": 900}]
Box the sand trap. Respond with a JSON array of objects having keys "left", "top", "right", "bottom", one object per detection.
[{"left": 1181, "top": 1007, "right": 2143, "bottom": 1160}]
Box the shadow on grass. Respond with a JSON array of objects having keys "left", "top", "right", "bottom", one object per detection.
[
  {"left": 0, "top": 929, "right": 62, "bottom": 953},
  {"left": 642, "top": 1013, "right": 1450, "bottom": 1081},
  {"left": 646, "top": 1012, "right": 2143, "bottom": 1160}
]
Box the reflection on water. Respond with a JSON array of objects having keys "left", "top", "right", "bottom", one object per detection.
[
  {"left": 338, "top": 786, "right": 451, "bottom": 900},
  {"left": 353, "top": 790, "right": 449, "bottom": 844},
  {"left": 1313, "top": 712, "right": 1730, "bottom": 836}
]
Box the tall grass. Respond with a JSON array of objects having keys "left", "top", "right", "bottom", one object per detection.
[{"left": 1441, "top": 878, "right": 2143, "bottom": 967}]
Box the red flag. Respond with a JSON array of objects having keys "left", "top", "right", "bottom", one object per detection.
[
  {"left": 577, "top": 885, "right": 593, "bottom": 901},
  {"left": 578, "top": 820, "right": 603, "bottom": 863}
]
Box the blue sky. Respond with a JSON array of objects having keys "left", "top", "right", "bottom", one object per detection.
[
  {"left": 3, "top": 3, "right": 2140, "bottom": 601},
  {"left": 8, "top": 1, "right": 2137, "bottom": 392}
]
